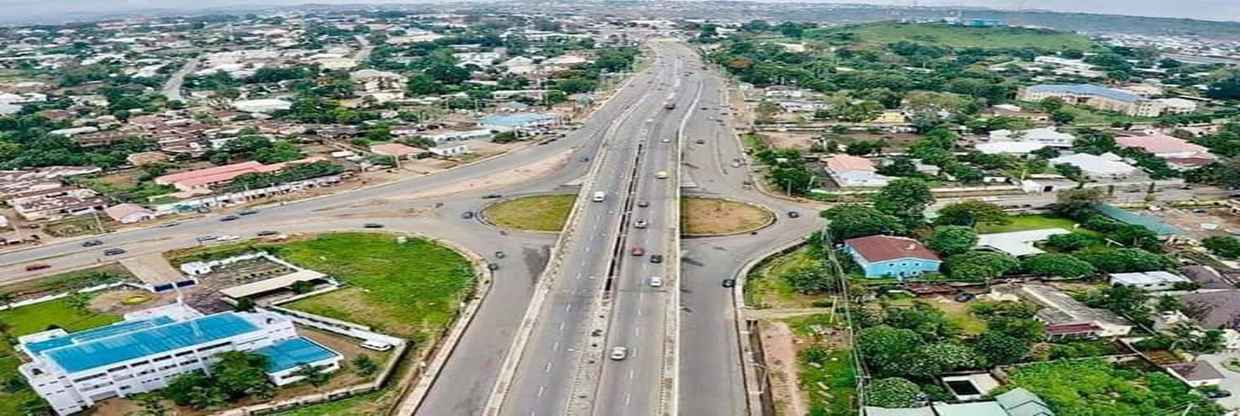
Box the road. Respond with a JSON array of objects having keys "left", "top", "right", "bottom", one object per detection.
[
  {"left": 354, "top": 35, "right": 374, "bottom": 64},
  {"left": 162, "top": 58, "right": 197, "bottom": 102}
]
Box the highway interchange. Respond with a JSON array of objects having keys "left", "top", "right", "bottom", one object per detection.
[{"left": 0, "top": 39, "right": 825, "bottom": 416}]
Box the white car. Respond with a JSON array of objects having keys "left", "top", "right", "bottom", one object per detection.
[
  {"left": 655, "top": 171, "right": 669, "bottom": 179},
  {"left": 361, "top": 340, "right": 394, "bottom": 351},
  {"left": 610, "top": 346, "right": 629, "bottom": 361},
  {"left": 217, "top": 235, "right": 240, "bottom": 242},
  {"left": 649, "top": 276, "right": 663, "bottom": 287},
  {"left": 661, "top": 137, "right": 671, "bottom": 143}
]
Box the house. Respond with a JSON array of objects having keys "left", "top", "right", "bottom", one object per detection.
[
  {"left": 1153, "top": 98, "right": 1198, "bottom": 115},
  {"left": 18, "top": 307, "right": 342, "bottom": 416},
  {"left": 1115, "top": 132, "right": 1215, "bottom": 169},
  {"left": 1166, "top": 361, "right": 1224, "bottom": 387},
  {"left": 104, "top": 203, "right": 155, "bottom": 224},
  {"left": 975, "top": 141, "right": 1052, "bottom": 155},
  {"left": 349, "top": 69, "right": 407, "bottom": 92},
  {"left": 825, "top": 154, "right": 890, "bottom": 188},
  {"left": 1178, "top": 290, "right": 1240, "bottom": 330},
  {"left": 154, "top": 158, "right": 323, "bottom": 194},
  {"left": 870, "top": 110, "right": 907, "bottom": 124},
  {"left": 1181, "top": 265, "right": 1232, "bottom": 290},
  {"left": 843, "top": 235, "right": 942, "bottom": 279},
  {"left": 429, "top": 144, "right": 470, "bottom": 157},
  {"left": 7, "top": 186, "right": 106, "bottom": 221},
  {"left": 1094, "top": 203, "right": 1182, "bottom": 236},
  {"left": 479, "top": 112, "right": 560, "bottom": 130},
  {"left": 1109, "top": 271, "right": 1191, "bottom": 291},
  {"left": 1018, "top": 84, "right": 1166, "bottom": 117},
  {"left": 975, "top": 229, "right": 1071, "bottom": 257},
  {"left": 370, "top": 142, "right": 420, "bottom": 160},
  {"left": 864, "top": 388, "right": 1053, "bottom": 416},
  {"left": 1049, "top": 153, "right": 1139, "bottom": 179},
  {"left": 989, "top": 127, "right": 1076, "bottom": 148},
  {"left": 1016, "top": 284, "right": 1132, "bottom": 337},
  {"left": 232, "top": 99, "right": 292, "bottom": 114}
]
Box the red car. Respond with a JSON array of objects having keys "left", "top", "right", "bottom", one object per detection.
[
  {"left": 25, "top": 263, "right": 51, "bottom": 272},
  {"left": 631, "top": 247, "right": 645, "bottom": 256}
]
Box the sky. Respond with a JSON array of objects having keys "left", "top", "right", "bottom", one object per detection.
[{"left": 0, "top": 0, "right": 1238, "bottom": 23}]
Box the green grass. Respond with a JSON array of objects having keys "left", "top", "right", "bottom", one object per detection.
[
  {"left": 745, "top": 245, "right": 825, "bottom": 309},
  {"left": 800, "top": 348, "right": 859, "bottom": 416},
  {"left": 884, "top": 297, "right": 987, "bottom": 336},
  {"left": 270, "top": 390, "right": 390, "bottom": 416},
  {"left": 0, "top": 297, "right": 122, "bottom": 415},
  {"left": 482, "top": 194, "right": 576, "bottom": 232},
  {"left": 278, "top": 233, "right": 475, "bottom": 343},
  {"left": 977, "top": 214, "right": 1082, "bottom": 234},
  {"left": 808, "top": 22, "right": 1094, "bottom": 50},
  {"left": 1, "top": 264, "right": 131, "bottom": 297}
]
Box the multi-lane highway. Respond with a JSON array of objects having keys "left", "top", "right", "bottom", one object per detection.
[{"left": 0, "top": 37, "right": 824, "bottom": 416}]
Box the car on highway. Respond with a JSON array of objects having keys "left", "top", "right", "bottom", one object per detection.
[
  {"left": 363, "top": 223, "right": 384, "bottom": 228},
  {"left": 655, "top": 171, "right": 669, "bottom": 179},
  {"left": 722, "top": 279, "right": 736, "bottom": 288},
  {"left": 487, "top": 263, "right": 500, "bottom": 271},
  {"left": 159, "top": 222, "right": 181, "bottom": 228},
  {"left": 631, "top": 247, "right": 645, "bottom": 256},
  {"left": 495, "top": 251, "right": 506, "bottom": 259},
  {"left": 637, "top": 200, "right": 650, "bottom": 208},
  {"left": 592, "top": 191, "right": 607, "bottom": 202},
  {"left": 256, "top": 230, "right": 279, "bottom": 237},
  {"left": 482, "top": 193, "right": 503, "bottom": 199},
  {"left": 196, "top": 235, "right": 218, "bottom": 242},
  {"left": 650, "top": 254, "right": 664, "bottom": 263},
  {"left": 788, "top": 211, "right": 801, "bottom": 218},
  {"left": 103, "top": 248, "right": 126, "bottom": 256},
  {"left": 217, "top": 235, "right": 240, "bottom": 241},
  {"left": 25, "top": 263, "right": 51, "bottom": 272},
  {"left": 220, "top": 215, "right": 240, "bottom": 222},
  {"left": 609, "top": 346, "right": 629, "bottom": 361},
  {"left": 239, "top": 209, "right": 259, "bottom": 216},
  {"left": 462, "top": 211, "right": 475, "bottom": 219},
  {"left": 81, "top": 239, "right": 103, "bottom": 247},
  {"left": 695, "top": 139, "right": 705, "bottom": 144},
  {"left": 649, "top": 276, "right": 663, "bottom": 287},
  {"left": 661, "top": 137, "right": 671, "bottom": 143},
  {"left": 634, "top": 219, "right": 648, "bottom": 229}
]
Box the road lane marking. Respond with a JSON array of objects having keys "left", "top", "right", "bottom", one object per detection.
[
  {"left": 565, "top": 304, "right": 572, "bottom": 311},
  {"left": 625, "top": 393, "right": 632, "bottom": 406}
]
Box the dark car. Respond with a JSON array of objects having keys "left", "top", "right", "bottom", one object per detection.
[
  {"left": 637, "top": 200, "right": 650, "bottom": 208},
  {"left": 1203, "top": 388, "right": 1232, "bottom": 399},
  {"left": 787, "top": 211, "right": 800, "bottom": 218},
  {"left": 256, "top": 230, "right": 279, "bottom": 237},
  {"left": 722, "top": 279, "right": 736, "bottom": 288},
  {"left": 81, "top": 239, "right": 103, "bottom": 247},
  {"left": 25, "top": 263, "right": 51, "bottom": 272},
  {"left": 462, "top": 211, "right": 475, "bottom": 219},
  {"left": 487, "top": 263, "right": 500, "bottom": 271},
  {"left": 955, "top": 293, "right": 976, "bottom": 303},
  {"left": 495, "top": 251, "right": 506, "bottom": 259},
  {"left": 220, "top": 215, "right": 240, "bottom": 222},
  {"left": 239, "top": 209, "right": 259, "bottom": 216},
  {"left": 363, "top": 223, "right": 385, "bottom": 229},
  {"left": 695, "top": 139, "right": 705, "bottom": 144},
  {"left": 482, "top": 193, "right": 503, "bottom": 199},
  {"left": 103, "top": 248, "right": 127, "bottom": 256},
  {"left": 650, "top": 254, "right": 664, "bottom": 263}
]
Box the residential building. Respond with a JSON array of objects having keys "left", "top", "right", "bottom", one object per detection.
[
  {"left": 1110, "top": 271, "right": 1191, "bottom": 291},
  {"left": 7, "top": 186, "right": 106, "bottom": 221},
  {"left": 18, "top": 308, "right": 341, "bottom": 416},
  {"left": 1115, "top": 132, "right": 1215, "bottom": 169},
  {"left": 988, "top": 127, "right": 1076, "bottom": 148},
  {"left": 1178, "top": 290, "right": 1240, "bottom": 330},
  {"left": 1094, "top": 203, "right": 1183, "bottom": 236},
  {"left": 1181, "top": 265, "right": 1232, "bottom": 290},
  {"left": 843, "top": 235, "right": 941, "bottom": 279},
  {"left": 104, "top": 203, "right": 155, "bottom": 224},
  {"left": 870, "top": 110, "right": 907, "bottom": 124},
  {"left": 1155, "top": 98, "right": 1199, "bottom": 114},
  {"left": 1049, "top": 153, "right": 1139, "bottom": 179},
  {"left": 1017, "top": 284, "right": 1133, "bottom": 338},
  {"left": 429, "top": 144, "right": 470, "bottom": 157},
  {"left": 824, "top": 154, "right": 890, "bottom": 188},
  {"left": 1166, "top": 361, "right": 1224, "bottom": 388},
  {"left": 974, "top": 229, "right": 1071, "bottom": 257},
  {"left": 350, "top": 69, "right": 407, "bottom": 92},
  {"left": 232, "top": 99, "right": 292, "bottom": 114},
  {"left": 975, "top": 141, "right": 1053, "bottom": 155},
  {"left": 864, "top": 388, "right": 1053, "bottom": 416},
  {"left": 479, "top": 112, "right": 561, "bottom": 130},
  {"left": 154, "top": 161, "right": 277, "bottom": 193},
  {"left": 370, "top": 142, "right": 421, "bottom": 160},
  {"left": 1018, "top": 84, "right": 1165, "bottom": 117}
]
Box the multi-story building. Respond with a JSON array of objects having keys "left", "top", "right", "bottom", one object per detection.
[
  {"left": 18, "top": 309, "right": 341, "bottom": 415},
  {"left": 1018, "top": 84, "right": 1167, "bottom": 117}
]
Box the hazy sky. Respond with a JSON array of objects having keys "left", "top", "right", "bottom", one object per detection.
[{"left": 0, "top": 0, "right": 1238, "bottom": 23}]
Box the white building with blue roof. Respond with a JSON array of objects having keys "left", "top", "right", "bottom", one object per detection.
[
  {"left": 1018, "top": 84, "right": 1165, "bottom": 117},
  {"left": 18, "top": 307, "right": 341, "bottom": 415}
]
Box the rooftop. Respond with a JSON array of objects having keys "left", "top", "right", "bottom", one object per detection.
[
  {"left": 1167, "top": 361, "right": 1225, "bottom": 382},
  {"left": 24, "top": 317, "right": 175, "bottom": 356},
  {"left": 1028, "top": 84, "right": 1143, "bottom": 103},
  {"left": 254, "top": 337, "right": 340, "bottom": 373},
  {"left": 39, "top": 313, "right": 260, "bottom": 373},
  {"left": 1094, "top": 203, "right": 1182, "bottom": 236},
  {"left": 1110, "top": 271, "right": 1190, "bottom": 287},
  {"left": 845, "top": 235, "right": 940, "bottom": 263},
  {"left": 825, "top": 154, "right": 876, "bottom": 173},
  {"left": 1115, "top": 133, "right": 1211, "bottom": 156},
  {"left": 976, "top": 228, "right": 1070, "bottom": 257}
]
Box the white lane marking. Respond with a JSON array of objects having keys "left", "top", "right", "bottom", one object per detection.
[
  {"left": 635, "top": 327, "right": 641, "bottom": 337},
  {"left": 629, "top": 370, "right": 635, "bottom": 380},
  {"left": 559, "top": 322, "right": 566, "bottom": 332},
  {"left": 544, "top": 362, "right": 552, "bottom": 373},
  {"left": 625, "top": 393, "right": 632, "bottom": 406}
]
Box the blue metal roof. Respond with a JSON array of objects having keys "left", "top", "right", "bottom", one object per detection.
[
  {"left": 254, "top": 337, "right": 340, "bottom": 373},
  {"left": 43, "top": 313, "right": 260, "bottom": 373},
  {"left": 25, "top": 316, "right": 175, "bottom": 356},
  {"left": 1028, "top": 84, "right": 1142, "bottom": 104},
  {"left": 479, "top": 112, "right": 557, "bottom": 128},
  {"left": 1095, "top": 203, "right": 1183, "bottom": 236}
]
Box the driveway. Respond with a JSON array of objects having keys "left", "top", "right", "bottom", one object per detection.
[{"left": 1198, "top": 352, "right": 1240, "bottom": 409}]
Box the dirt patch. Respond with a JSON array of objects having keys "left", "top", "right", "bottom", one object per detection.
[
  {"left": 761, "top": 320, "right": 807, "bottom": 416},
  {"left": 395, "top": 148, "right": 573, "bottom": 201},
  {"left": 89, "top": 289, "right": 176, "bottom": 315},
  {"left": 763, "top": 131, "right": 818, "bottom": 151},
  {"left": 681, "top": 197, "right": 774, "bottom": 236}
]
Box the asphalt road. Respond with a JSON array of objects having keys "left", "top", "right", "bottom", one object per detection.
[{"left": 161, "top": 58, "right": 197, "bottom": 102}]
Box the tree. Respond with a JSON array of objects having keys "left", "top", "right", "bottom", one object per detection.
[
  {"left": 946, "top": 251, "right": 1019, "bottom": 282},
  {"left": 844, "top": 139, "right": 884, "bottom": 156},
  {"left": 130, "top": 393, "right": 169, "bottom": 416},
  {"left": 352, "top": 355, "right": 379, "bottom": 377},
  {"left": 877, "top": 157, "right": 918, "bottom": 177},
  {"left": 234, "top": 297, "right": 255, "bottom": 312},
  {"left": 1207, "top": 75, "right": 1240, "bottom": 100},
  {"left": 987, "top": 317, "right": 1046, "bottom": 343},
  {"left": 1021, "top": 253, "right": 1096, "bottom": 278},
  {"left": 1040, "top": 97, "right": 1065, "bottom": 113},
  {"left": 1045, "top": 233, "right": 1101, "bottom": 252},
  {"left": 164, "top": 371, "right": 214, "bottom": 407},
  {"left": 927, "top": 226, "right": 978, "bottom": 256},
  {"left": 883, "top": 302, "right": 959, "bottom": 341},
  {"left": 1203, "top": 236, "right": 1240, "bottom": 259},
  {"left": 1050, "top": 109, "right": 1076, "bottom": 125},
  {"left": 872, "top": 178, "right": 934, "bottom": 228},
  {"left": 867, "top": 377, "right": 922, "bottom": 408},
  {"left": 934, "top": 200, "right": 1009, "bottom": 227},
  {"left": 1051, "top": 188, "right": 1104, "bottom": 220},
  {"left": 857, "top": 325, "right": 921, "bottom": 376},
  {"left": 1076, "top": 247, "right": 1169, "bottom": 273},
  {"left": 212, "top": 352, "right": 274, "bottom": 401},
  {"left": 1054, "top": 163, "right": 1084, "bottom": 182},
  {"left": 1084, "top": 285, "right": 1152, "bottom": 326},
  {"left": 905, "top": 342, "right": 984, "bottom": 378},
  {"left": 821, "top": 204, "right": 906, "bottom": 240},
  {"left": 293, "top": 364, "right": 333, "bottom": 388}
]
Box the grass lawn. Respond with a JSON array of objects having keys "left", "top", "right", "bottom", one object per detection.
[
  {"left": 976, "top": 214, "right": 1083, "bottom": 234},
  {"left": 746, "top": 245, "right": 825, "bottom": 309},
  {"left": 1, "top": 263, "right": 131, "bottom": 298},
  {"left": 681, "top": 197, "right": 774, "bottom": 236},
  {"left": 278, "top": 233, "right": 475, "bottom": 344},
  {"left": 885, "top": 297, "right": 987, "bottom": 336},
  {"left": 270, "top": 390, "right": 393, "bottom": 416},
  {"left": 0, "top": 297, "right": 122, "bottom": 415},
  {"left": 808, "top": 22, "right": 1094, "bottom": 50},
  {"left": 482, "top": 194, "right": 576, "bottom": 232},
  {"left": 800, "top": 348, "right": 858, "bottom": 416}
]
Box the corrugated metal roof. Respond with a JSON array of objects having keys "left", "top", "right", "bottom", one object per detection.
[
  {"left": 43, "top": 313, "right": 260, "bottom": 373},
  {"left": 254, "top": 337, "right": 340, "bottom": 373}
]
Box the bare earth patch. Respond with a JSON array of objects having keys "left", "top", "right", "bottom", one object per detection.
[
  {"left": 761, "top": 320, "right": 807, "bottom": 416},
  {"left": 681, "top": 197, "right": 774, "bottom": 236}
]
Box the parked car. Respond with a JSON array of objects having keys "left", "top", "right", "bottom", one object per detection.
[
  {"left": 1203, "top": 388, "right": 1233, "bottom": 399},
  {"left": 196, "top": 235, "right": 218, "bottom": 242},
  {"left": 650, "top": 254, "right": 664, "bottom": 263},
  {"left": 220, "top": 215, "right": 240, "bottom": 222},
  {"left": 495, "top": 251, "right": 506, "bottom": 259},
  {"left": 363, "top": 223, "right": 384, "bottom": 228},
  {"left": 487, "top": 263, "right": 500, "bottom": 271},
  {"left": 722, "top": 279, "right": 736, "bottom": 288},
  {"left": 81, "top": 240, "right": 103, "bottom": 247},
  {"left": 103, "top": 248, "right": 126, "bottom": 256},
  {"left": 609, "top": 346, "right": 629, "bottom": 361},
  {"left": 787, "top": 211, "right": 800, "bottom": 218},
  {"left": 695, "top": 139, "right": 705, "bottom": 144},
  {"left": 631, "top": 247, "right": 645, "bottom": 256},
  {"left": 462, "top": 211, "right": 475, "bottom": 219},
  {"left": 655, "top": 171, "right": 669, "bottom": 179},
  {"left": 25, "top": 263, "right": 51, "bottom": 272},
  {"left": 217, "top": 235, "right": 240, "bottom": 241},
  {"left": 955, "top": 293, "right": 976, "bottom": 303}
]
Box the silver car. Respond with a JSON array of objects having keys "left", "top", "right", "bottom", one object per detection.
[{"left": 610, "top": 346, "right": 629, "bottom": 361}]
